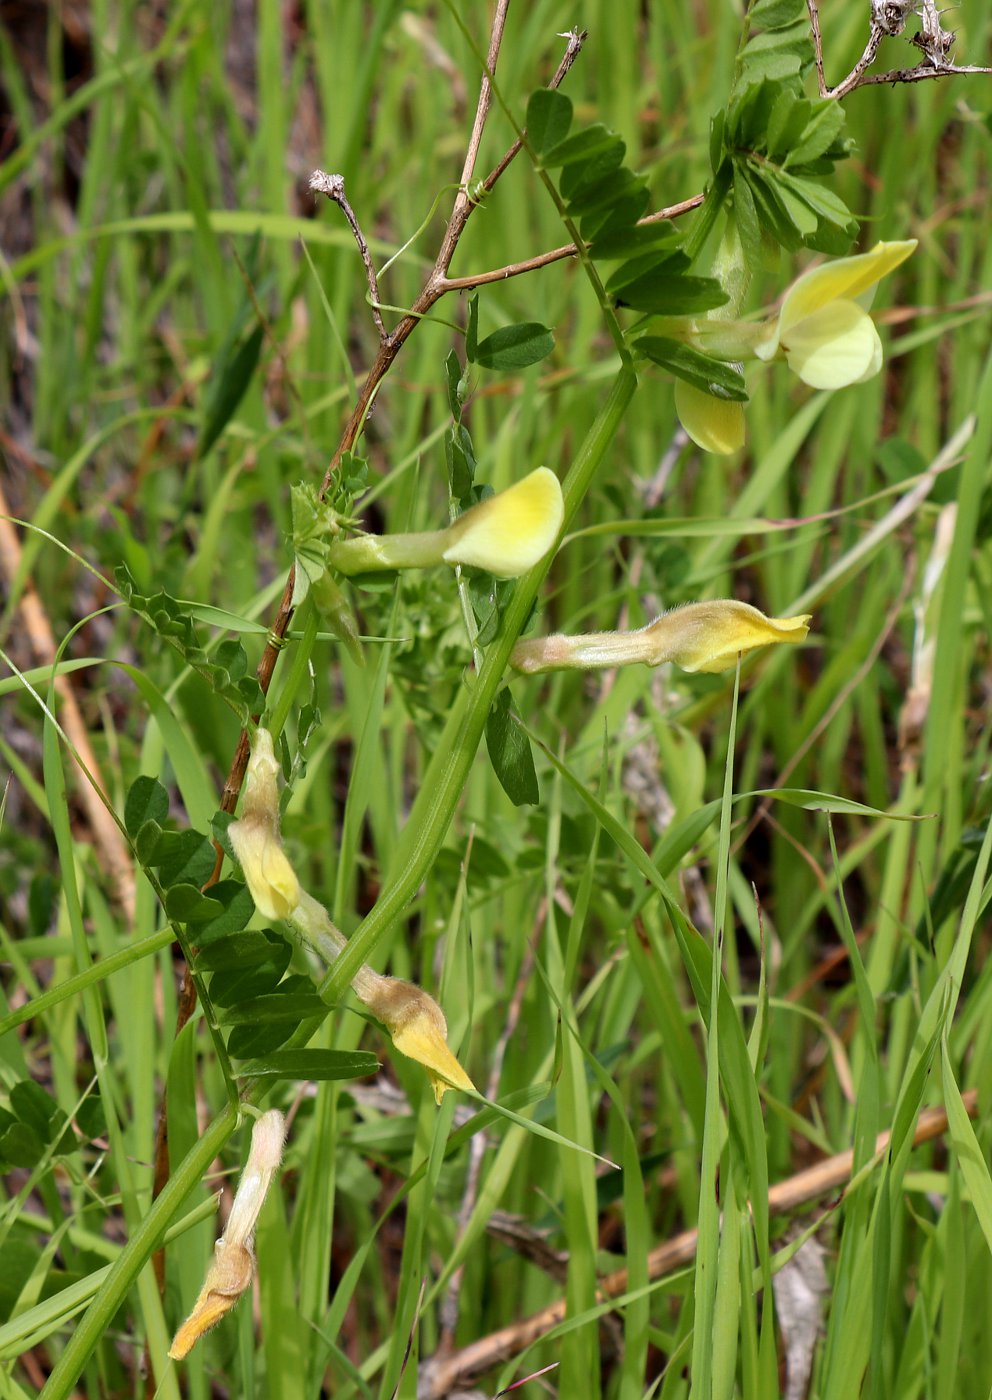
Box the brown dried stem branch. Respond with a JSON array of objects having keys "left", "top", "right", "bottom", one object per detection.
[
  {"left": 419, "top": 1090, "right": 978, "bottom": 1398},
  {"left": 308, "top": 171, "right": 388, "bottom": 343},
  {"left": 807, "top": 0, "right": 992, "bottom": 99},
  {"left": 438, "top": 195, "right": 705, "bottom": 292}
]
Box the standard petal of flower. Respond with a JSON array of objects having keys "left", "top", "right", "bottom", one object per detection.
[
  {"left": 229, "top": 817, "right": 301, "bottom": 921},
  {"left": 645, "top": 600, "right": 811, "bottom": 673},
  {"left": 441, "top": 467, "right": 564, "bottom": 576},
  {"left": 782, "top": 301, "right": 882, "bottom": 390},
  {"left": 675, "top": 381, "right": 745, "bottom": 455},
  {"left": 777, "top": 240, "right": 917, "bottom": 338}
]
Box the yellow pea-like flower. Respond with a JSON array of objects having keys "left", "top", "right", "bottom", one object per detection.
[
  {"left": 511, "top": 600, "right": 811, "bottom": 676},
  {"left": 357, "top": 974, "right": 475, "bottom": 1105},
  {"left": 327, "top": 467, "right": 564, "bottom": 579},
  {"left": 756, "top": 240, "right": 917, "bottom": 390}
]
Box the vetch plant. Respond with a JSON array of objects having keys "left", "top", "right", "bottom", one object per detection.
[{"left": 8, "top": 3, "right": 991, "bottom": 1398}]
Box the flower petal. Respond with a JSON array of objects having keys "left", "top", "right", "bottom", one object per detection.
[
  {"left": 363, "top": 977, "right": 475, "bottom": 1103},
  {"left": 675, "top": 381, "right": 746, "bottom": 455},
  {"left": 782, "top": 300, "right": 882, "bottom": 390},
  {"left": 644, "top": 600, "right": 811, "bottom": 673},
  {"left": 442, "top": 467, "right": 564, "bottom": 576},
  {"left": 229, "top": 817, "right": 301, "bottom": 921},
  {"left": 778, "top": 240, "right": 916, "bottom": 338}
]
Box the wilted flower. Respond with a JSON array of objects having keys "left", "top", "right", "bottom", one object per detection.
[
  {"left": 228, "top": 729, "right": 300, "bottom": 921},
  {"left": 755, "top": 239, "right": 917, "bottom": 389},
  {"left": 511, "top": 600, "right": 811, "bottom": 675},
  {"left": 169, "top": 1111, "right": 286, "bottom": 1359},
  {"left": 327, "top": 467, "right": 564, "bottom": 579},
  {"left": 289, "top": 892, "right": 475, "bottom": 1105},
  {"left": 349, "top": 972, "right": 475, "bottom": 1106}
]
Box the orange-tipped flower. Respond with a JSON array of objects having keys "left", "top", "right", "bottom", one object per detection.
[
  {"left": 357, "top": 974, "right": 475, "bottom": 1105},
  {"left": 169, "top": 1111, "right": 286, "bottom": 1360}
]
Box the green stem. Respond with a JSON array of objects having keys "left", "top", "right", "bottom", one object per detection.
[
  {"left": 318, "top": 363, "right": 638, "bottom": 1000},
  {"left": 328, "top": 528, "right": 449, "bottom": 575},
  {"left": 40, "top": 1103, "right": 241, "bottom": 1400}
]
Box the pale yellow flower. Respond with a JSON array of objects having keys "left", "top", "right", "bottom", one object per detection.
[
  {"left": 756, "top": 240, "right": 917, "bottom": 390},
  {"left": 674, "top": 382, "right": 746, "bottom": 455},
  {"left": 328, "top": 468, "right": 564, "bottom": 579},
  {"left": 170, "top": 1111, "right": 286, "bottom": 1359},
  {"left": 441, "top": 467, "right": 564, "bottom": 575},
  {"left": 512, "top": 600, "right": 811, "bottom": 675},
  {"left": 228, "top": 729, "right": 300, "bottom": 921}
]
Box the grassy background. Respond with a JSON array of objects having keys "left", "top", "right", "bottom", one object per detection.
[{"left": 1, "top": 2, "right": 992, "bottom": 1397}]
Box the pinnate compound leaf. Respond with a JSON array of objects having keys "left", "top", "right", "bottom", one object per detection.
[
  {"left": 124, "top": 776, "right": 169, "bottom": 839},
  {"left": 473, "top": 323, "right": 554, "bottom": 371},
  {"left": 164, "top": 883, "right": 224, "bottom": 923},
  {"left": 486, "top": 689, "right": 539, "bottom": 806},
  {"left": 615, "top": 271, "right": 728, "bottom": 316},
  {"left": 235, "top": 1049, "right": 380, "bottom": 1081},
  {"left": 636, "top": 338, "right": 748, "bottom": 401},
  {"left": 542, "top": 123, "right": 621, "bottom": 170},
  {"left": 526, "top": 88, "right": 573, "bottom": 156}
]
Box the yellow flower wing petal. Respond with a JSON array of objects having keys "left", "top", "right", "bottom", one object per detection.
[
  {"left": 778, "top": 240, "right": 916, "bottom": 337},
  {"left": 674, "top": 381, "right": 745, "bottom": 455},
  {"left": 782, "top": 301, "right": 882, "bottom": 390},
  {"left": 442, "top": 467, "right": 564, "bottom": 576}
]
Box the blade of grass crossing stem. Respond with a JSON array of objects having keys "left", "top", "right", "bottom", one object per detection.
[
  {"left": 40, "top": 690, "right": 181, "bottom": 1400},
  {"left": 380, "top": 1098, "right": 457, "bottom": 1400},
  {"left": 691, "top": 663, "right": 739, "bottom": 1400},
  {"left": 544, "top": 751, "right": 601, "bottom": 1399},
  {"left": 941, "top": 1033, "right": 992, "bottom": 1256},
  {"left": 921, "top": 354, "right": 992, "bottom": 876}
]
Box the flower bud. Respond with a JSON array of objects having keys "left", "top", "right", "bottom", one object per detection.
[{"left": 228, "top": 729, "right": 300, "bottom": 922}]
